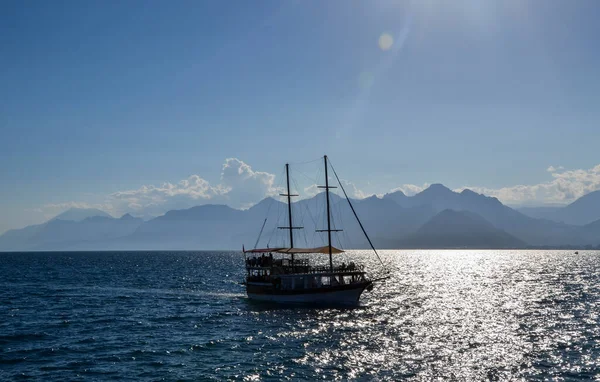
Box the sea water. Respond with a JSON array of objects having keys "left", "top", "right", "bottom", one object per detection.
[{"left": 1, "top": 250, "right": 599, "bottom": 380}]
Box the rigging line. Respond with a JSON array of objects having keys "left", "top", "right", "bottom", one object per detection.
[
  {"left": 287, "top": 157, "right": 323, "bottom": 166},
  {"left": 342, "top": 218, "right": 353, "bottom": 250},
  {"left": 266, "top": 222, "right": 277, "bottom": 247},
  {"left": 293, "top": 168, "right": 319, "bottom": 185},
  {"left": 267, "top": 193, "right": 284, "bottom": 246},
  {"left": 333, "top": 204, "right": 346, "bottom": 253},
  {"left": 334, "top": 200, "right": 347, "bottom": 251},
  {"left": 315, "top": 190, "right": 324, "bottom": 234},
  {"left": 302, "top": 219, "right": 309, "bottom": 247},
  {"left": 338, "top": 197, "right": 354, "bottom": 250},
  {"left": 253, "top": 218, "right": 268, "bottom": 249},
  {"left": 293, "top": 176, "right": 318, "bottom": 229},
  {"left": 295, "top": 194, "right": 308, "bottom": 247},
  {"left": 253, "top": 193, "right": 277, "bottom": 249},
  {"left": 265, "top": 165, "right": 286, "bottom": 246},
  {"left": 328, "top": 159, "right": 386, "bottom": 269},
  {"left": 266, "top": 225, "right": 275, "bottom": 247},
  {"left": 291, "top": 177, "right": 311, "bottom": 247},
  {"left": 304, "top": 198, "right": 318, "bottom": 233}
]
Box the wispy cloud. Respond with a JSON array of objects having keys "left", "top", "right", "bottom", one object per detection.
[
  {"left": 32, "top": 161, "right": 600, "bottom": 223},
  {"left": 456, "top": 164, "right": 600, "bottom": 206},
  {"left": 389, "top": 183, "right": 431, "bottom": 196},
  {"left": 36, "top": 158, "right": 281, "bottom": 220},
  {"left": 108, "top": 158, "right": 280, "bottom": 215},
  {"left": 386, "top": 164, "right": 600, "bottom": 206},
  {"left": 546, "top": 165, "right": 564, "bottom": 173},
  {"left": 304, "top": 179, "right": 367, "bottom": 200}
]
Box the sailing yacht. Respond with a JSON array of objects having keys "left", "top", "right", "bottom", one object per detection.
[{"left": 242, "top": 155, "right": 384, "bottom": 305}]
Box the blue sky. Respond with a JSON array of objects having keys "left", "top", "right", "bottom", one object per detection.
[{"left": 1, "top": 0, "right": 600, "bottom": 233}]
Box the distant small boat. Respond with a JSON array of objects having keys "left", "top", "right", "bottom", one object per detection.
[{"left": 242, "top": 155, "right": 386, "bottom": 306}]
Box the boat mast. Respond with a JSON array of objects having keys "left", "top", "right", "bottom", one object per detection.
[
  {"left": 279, "top": 163, "right": 300, "bottom": 264},
  {"left": 285, "top": 164, "right": 294, "bottom": 249},
  {"left": 316, "top": 156, "right": 341, "bottom": 272},
  {"left": 324, "top": 156, "right": 334, "bottom": 273}
]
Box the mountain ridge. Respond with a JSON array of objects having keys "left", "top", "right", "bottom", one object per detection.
[
  {"left": 51, "top": 207, "right": 112, "bottom": 222},
  {"left": 519, "top": 190, "right": 600, "bottom": 225},
  {"left": 2, "top": 185, "right": 600, "bottom": 250},
  {"left": 396, "top": 209, "right": 527, "bottom": 249}
]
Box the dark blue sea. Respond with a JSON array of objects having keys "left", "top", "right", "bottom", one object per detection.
[{"left": 1, "top": 250, "right": 599, "bottom": 381}]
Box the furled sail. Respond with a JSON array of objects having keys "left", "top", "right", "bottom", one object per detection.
[
  {"left": 243, "top": 246, "right": 344, "bottom": 254},
  {"left": 276, "top": 246, "right": 344, "bottom": 254}
]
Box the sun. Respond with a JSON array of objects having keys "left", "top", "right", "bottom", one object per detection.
[{"left": 378, "top": 33, "right": 394, "bottom": 51}]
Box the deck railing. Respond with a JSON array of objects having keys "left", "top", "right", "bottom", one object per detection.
[{"left": 246, "top": 262, "right": 363, "bottom": 275}]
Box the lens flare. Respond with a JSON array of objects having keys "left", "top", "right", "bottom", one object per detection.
[{"left": 378, "top": 33, "right": 394, "bottom": 51}]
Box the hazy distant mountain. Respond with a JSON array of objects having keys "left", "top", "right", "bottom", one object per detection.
[
  {"left": 517, "top": 206, "right": 563, "bottom": 221},
  {"left": 3, "top": 186, "right": 600, "bottom": 251},
  {"left": 383, "top": 184, "right": 456, "bottom": 209},
  {"left": 120, "top": 204, "right": 247, "bottom": 250},
  {"left": 386, "top": 184, "right": 494, "bottom": 211},
  {"left": 343, "top": 196, "right": 436, "bottom": 248},
  {"left": 0, "top": 213, "right": 142, "bottom": 251},
  {"left": 382, "top": 189, "right": 410, "bottom": 207},
  {"left": 385, "top": 184, "right": 583, "bottom": 246},
  {"left": 0, "top": 223, "right": 47, "bottom": 250},
  {"left": 412, "top": 184, "right": 463, "bottom": 210},
  {"left": 581, "top": 218, "right": 600, "bottom": 239},
  {"left": 519, "top": 190, "right": 600, "bottom": 226},
  {"left": 396, "top": 209, "right": 527, "bottom": 249},
  {"left": 563, "top": 191, "right": 600, "bottom": 225},
  {"left": 51, "top": 207, "right": 112, "bottom": 222}
]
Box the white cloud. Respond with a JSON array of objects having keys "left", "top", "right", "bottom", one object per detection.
[
  {"left": 339, "top": 179, "right": 368, "bottom": 199},
  {"left": 303, "top": 184, "right": 320, "bottom": 198},
  {"left": 35, "top": 158, "right": 280, "bottom": 220},
  {"left": 303, "top": 179, "right": 368, "bottom": 200},
  {"left": 389, "top": 183, "right": 430, "bottom": 196},
  {"left": 546, "top": 165, "right": 564, "bottom": 173},
  {"left": 219, "top": 158, "right": 280, "bottom": 208},
  {"left": 109, "top": 174, "right": 228, "bottom": 217},
  {"left": 108, "top": 158, "right": 281, "bottom": 215},
  {"left": 32, "top": 160, "right": 600, "bottom": 225},
  {"left": 457, "top": 164, "right": 600, "bottom": 206},
  {"left": 385, "top": 165, "right": 600, "bottom": 206}
]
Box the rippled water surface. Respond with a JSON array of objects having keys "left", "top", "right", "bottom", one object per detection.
[{"left": 1, "top": 250, "right": 599, "bottom": 380}]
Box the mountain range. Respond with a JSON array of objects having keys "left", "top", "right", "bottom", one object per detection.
[
  {"left": 2, "top": 186, "right": 600, "bottom": 251},
  {"left": 517, "top": 190, "right": 600, "bottom": 226}
]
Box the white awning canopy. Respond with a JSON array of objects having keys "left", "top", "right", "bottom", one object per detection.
[
  {"left": 244, "top": 246, "right": 344, "bottom": 254},
  {"left": 275, "top": 246, "right": 344, "bottom": 254}
]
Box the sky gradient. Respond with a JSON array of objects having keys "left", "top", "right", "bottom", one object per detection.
[{"left": 1, "top": 0, "right": 600, "bottom": 233}]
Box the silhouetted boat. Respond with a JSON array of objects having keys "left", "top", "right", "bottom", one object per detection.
[{"left": 242, "top": 155, "right": 385, "bottom": 305}]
